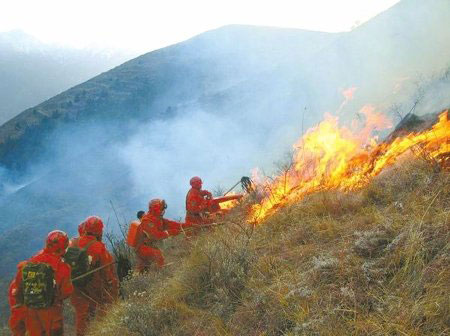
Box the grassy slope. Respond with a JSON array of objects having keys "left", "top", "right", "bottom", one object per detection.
[{"left": 88, "top": 157, "right": 449, "bottom": 335}]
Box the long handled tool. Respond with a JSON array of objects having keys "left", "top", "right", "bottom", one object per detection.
[
  {"left": 224, "top": 176, "right": 254, "bottom": 196},
  {"left": 72, "top": 261, "right": 117, "bottom": 282}
]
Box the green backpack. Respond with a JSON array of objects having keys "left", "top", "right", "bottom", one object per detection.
[
  {"left": 22, "top": 262, "right": 55, "bottom": 309},
  {"left": 64, "top": 240, "right": 96, "bottom": 288}
]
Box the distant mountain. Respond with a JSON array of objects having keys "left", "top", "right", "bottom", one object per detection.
[
  {"left": 0, "top": 24, "right": 340, "bottom": 247},
  {"left": 0, "top": 26, "right": 340, "bottom": 173},
  {"left": 0, "top": 0, "right": 449, "bottom": 323},
  {"left": 0, "top": 30, "right": 136, "bottom": 124}
]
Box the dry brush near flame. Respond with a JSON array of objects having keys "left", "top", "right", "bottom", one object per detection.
[{"left": 86, "top": 110, "right": 449, "bottom": 336}]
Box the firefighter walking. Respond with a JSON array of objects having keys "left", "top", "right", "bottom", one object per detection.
[
  {"left": 68, "top": 216, "right": 119, "bottom": 336},
  {"left": 12, "top": 230, "right": 73, "bottom": 336}
]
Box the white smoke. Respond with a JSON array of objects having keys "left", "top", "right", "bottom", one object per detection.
[{"left": 118, "top": 108, "right": 301, "bottom": 218}]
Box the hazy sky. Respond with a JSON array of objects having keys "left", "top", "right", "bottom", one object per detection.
[{"left": 0, "top": 0, "right": 400, "bottom": 53}]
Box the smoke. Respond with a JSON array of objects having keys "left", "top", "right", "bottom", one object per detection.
[
  {"left": 0, "top": 1, "right": 450, "bottom": 303},
  {"left": 117, "top": 108, "right": 301, "bottom": 218},
  {"left": 410, "top": 69, "right": 450, "bottom": 116},
  {"left": 117, "top": 65, "right": 450, "bottom": 220},
  {"left": 0, "top": 165, "right": 29, "bottom": 198}
]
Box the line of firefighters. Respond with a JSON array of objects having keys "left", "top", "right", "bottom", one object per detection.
[{"left": 7, "top": 176, "right": 243, "bottom": 336}]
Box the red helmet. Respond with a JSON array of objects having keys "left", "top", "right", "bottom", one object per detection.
[
  {"left": 45, "top": 230, "right": 69, "bottom": 255},
  {"left": 83, "top": 216, "right": 104, "bottom": 236},
  {"left": 148, "top": 199, "right": 167, "bottom": 216},
  {"left": 78, "top": 221, "right": 86, "bottom": 236},
  {"left": 190, "top": 176, "right": 202, "bottom": 189}
]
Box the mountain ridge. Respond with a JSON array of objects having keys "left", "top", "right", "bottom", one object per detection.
[{"left": 0, "top": 30, "right": 136, "bottom": 124}]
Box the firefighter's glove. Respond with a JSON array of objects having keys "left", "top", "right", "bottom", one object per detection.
[{"left": 201, "top": 190, "right": 213, "bottom": 200}]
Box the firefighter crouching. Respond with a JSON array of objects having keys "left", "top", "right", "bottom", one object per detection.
[
  {"left": 12, "top": 230, "right": 73, "bottom": 336},
  {"left": 130, "top": 199, "right": 190, "bottom": 273},
  {"left": 185, "top": 176, "right": 214, "bottom": 228},
  {"left": 68, "top": 216, "right": 118, "bottom": 336},
  {"left": 186, "top": 176, "right": 243, "bottom": 233}
]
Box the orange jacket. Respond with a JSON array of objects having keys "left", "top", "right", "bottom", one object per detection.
[
  {"left": 185, "top": 188, "right": 213, "bottom": 224},
  {"left": 8, "top": 277, "right": 27, "bottom": 336},
  {"left": 8, "top": 280, "right": 17, "bottom": 307},
  {"left": 135, "top": 213, "right": 184, "bottom": 250},
  {"left": 69, "top": 235, "right": 119, "bottom": 301},
  {"left": 186, "top": 188, "right": 212, "bottom": 214},
  {"left": 8, "top": 270, "right": 23, "bottom": 308}
]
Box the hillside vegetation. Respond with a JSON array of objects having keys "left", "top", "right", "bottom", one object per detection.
[
  {"left": 1, "top": 0, "right": 450, "bottom": 310},
  {"left": 87, "top": 157, "right": 449, "bottom": 336}
]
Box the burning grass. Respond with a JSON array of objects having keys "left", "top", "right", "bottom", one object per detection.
[
  {"left": 249, "top": 110, "right": 449, "bottom": 223},
  {"left": 86, "top": 109, "right": 449, "bottom": 335},
  {"left": 87, "top": 157, "right": 449, "bottom": 336}
]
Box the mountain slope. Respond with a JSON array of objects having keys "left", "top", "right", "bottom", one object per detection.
[
  {"left": 0, "top": 30, "right": 135, "bottom": 124},
  {"left": 86, "top": 157, "right": 449, "bottom": 336},
  {"left": 1, "top": 0, "right": 450, "bottom": 173},
  {"left": 0, "top": 0, "right": 449, "bottom": 276},
  {"left": 0, "top": 0, "right": 449, "bottom": 326},
  {"left": 0, "top": 26, "right": 338, "bottom": 171}
]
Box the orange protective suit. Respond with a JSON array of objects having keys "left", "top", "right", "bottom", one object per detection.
[
  {"left": 14, "top": 250, "right": 74, "bottom": 336},
  {"left": 69, "top": 235, "right": 119, "bottom": 336},
  {"left": 135, "top": 211, "right": 184, "bottom": 272},
  {"left": 8, "top": 276, "right": 26, "bottom": 336},
  {"left": 185, "top": 187, "right": 213, "bottom": 227}
]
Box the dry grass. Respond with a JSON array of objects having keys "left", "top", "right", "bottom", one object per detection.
[{"left": 87, "top": 158, "right": 449, "bottom": 336}]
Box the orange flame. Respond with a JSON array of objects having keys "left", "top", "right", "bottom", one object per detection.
[
  {"left": 357, "top": 104, "right": 393, "bottom": 141},
  {"left": 249, "top": 110, "right": 449, "bottom": 223},
  {"left": 219, "top": 192, "right": 239, "bottom": 210}
]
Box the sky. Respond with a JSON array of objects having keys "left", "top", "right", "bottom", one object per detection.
[{"left": 0, "top": 0, "right": 400, "bottom": 53}]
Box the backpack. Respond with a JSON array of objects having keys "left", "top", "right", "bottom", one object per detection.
[
  {"left": 21, "top": 262, "right": 55, "bottom": 309},
  {"left": 64, "top": 239, "right": 96, "bottom": 287},
  {"left": 126, "top": 220, "right": 141, "bottom": 247}
]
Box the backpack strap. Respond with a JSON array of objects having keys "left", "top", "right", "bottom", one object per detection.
[{"left": 81, "top": 239, "right": 97, "bottom": 253}]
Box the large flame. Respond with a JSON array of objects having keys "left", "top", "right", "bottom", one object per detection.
[{"left": 249, "top": 110, "right": 449, "bottom": 223}]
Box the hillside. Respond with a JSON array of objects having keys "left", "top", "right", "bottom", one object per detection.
[
  {"left": 84, "top": 153, "right": 449, "bottom": 335},
  {"left": 1, "top": 109, "right": 448, "bottom": 334},
  {"left": 83, "top": 108, "right": 449, "bottom": 335},
  {"left": 0, "top": 30, "right": 135, "bottom": 124},
  {"left": 0, "top": 0, "right": 449, "bottom": 328}
]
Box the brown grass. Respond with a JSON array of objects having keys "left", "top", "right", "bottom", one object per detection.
[{"left": 87, "top": 158, "right": 449, "bottom": 336}]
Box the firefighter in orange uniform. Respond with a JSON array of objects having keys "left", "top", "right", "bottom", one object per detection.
[
  {"left": 8, "top": 275, "right": 27, "bottom": 336},
  {"left": 14, "top": 230, "right": 73, "bottom": 336},
  {"left": 70, "top": 216, "right": 119, "bottom": 336},
  {"left": 135, "top": 199, "right": 188, "bottom": 272},
  {"left": 185, "top": 176, "right": 214, "bottom": 228}
]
